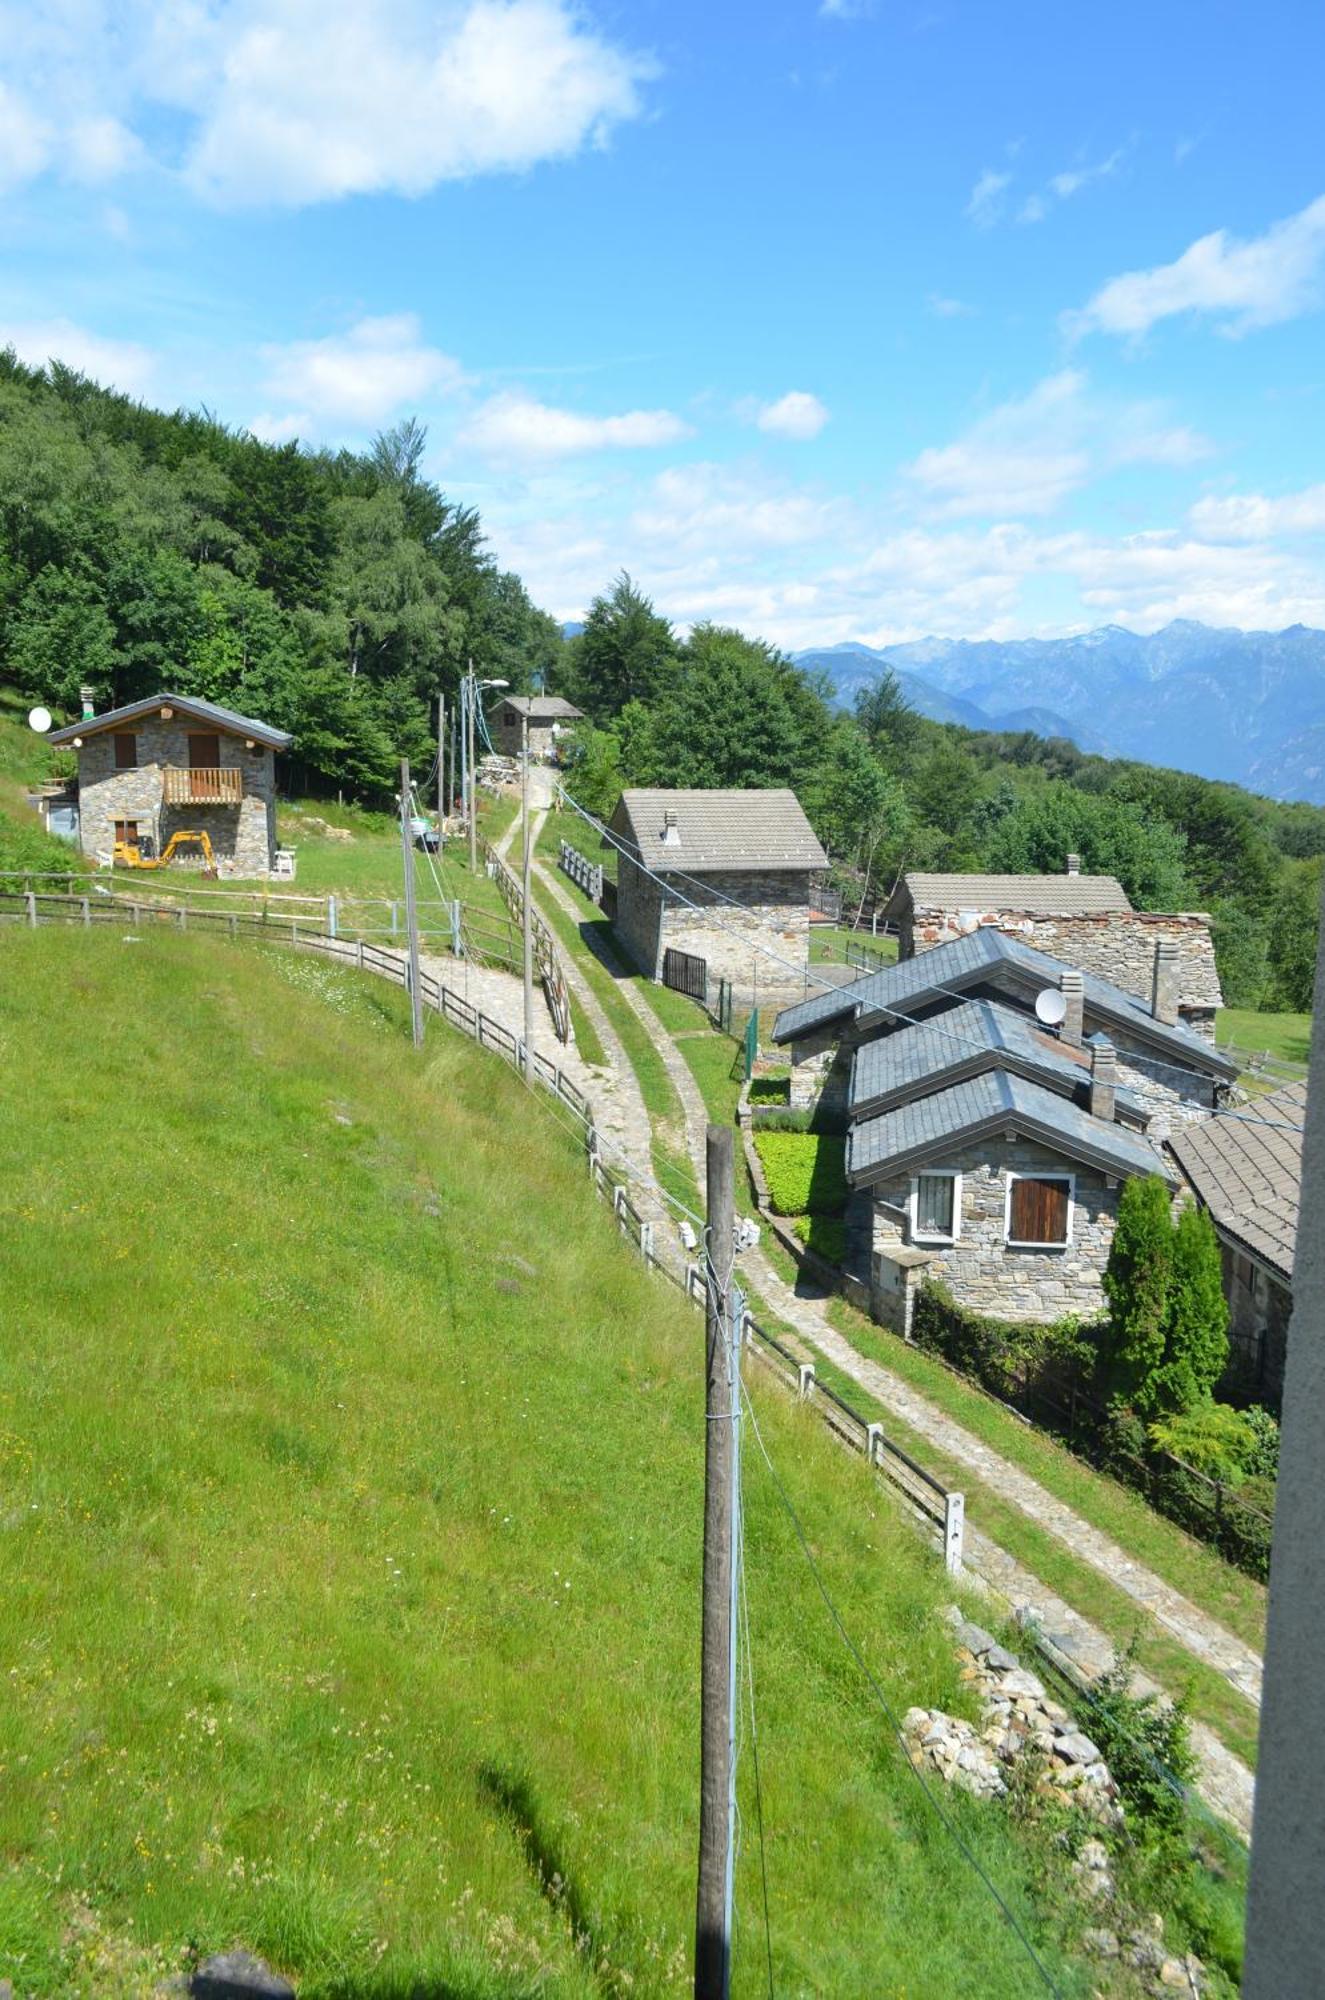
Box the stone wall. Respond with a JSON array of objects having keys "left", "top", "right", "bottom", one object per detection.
[
  {"left": 490, "top": 712, "right": 560, "bottom": 761},
  {"left": 1221, "top": 1241, "right": 1292, "bottom": 1412},
  {"left": 611, "top": 853, "right": 666, "bottom": 977},
  {"left": 78, "top": 719, "right": 278, "bottom": 876},
  {"left": 659, "top": 868, "right": 814, "bottom": 1003},
  {"left": 868, "top": 1136, "right": 1129, "bottom": 1323},
  {"left": 906, "top": 904, "right": 1222, "bottom": 1030},
  {"left": 1110, "top": 1027, "right": 1217, "bottom": 1138}
]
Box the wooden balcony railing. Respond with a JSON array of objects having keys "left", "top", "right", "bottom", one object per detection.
[{"left": 161, "top": 767, "right": 243, "bottom": 805}]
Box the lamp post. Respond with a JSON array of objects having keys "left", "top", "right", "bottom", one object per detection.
[
  {"left": 465, "top": 669, "right": 508, "bottom": 872},
  {"left": 522, "top": 707, "right": 534, "bottom": 1081}
]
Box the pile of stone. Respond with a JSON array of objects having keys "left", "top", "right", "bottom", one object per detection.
[{"left": 901, "top": 1707, "right": 1007, "bottom": 1800}]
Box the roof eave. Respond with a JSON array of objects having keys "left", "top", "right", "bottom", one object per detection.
[{"left": 849, "top": 1106, "right": 1169, "bottom": 1190}]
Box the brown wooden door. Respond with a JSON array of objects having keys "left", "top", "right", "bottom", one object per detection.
[{"left": 188, "top": 733, "right": 221, "bottom": 769}]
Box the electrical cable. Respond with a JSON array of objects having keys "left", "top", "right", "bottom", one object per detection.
[
  {"left": 739, "top": 1473, "right": 776, "bottom": 2000},
  {"left": 740, "top": 1380, "right": 1064, "bottom": 1999}
]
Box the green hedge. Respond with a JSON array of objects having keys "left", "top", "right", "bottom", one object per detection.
[{"left": 752, "top": 1130, "right": 847, "bottom": 1217}]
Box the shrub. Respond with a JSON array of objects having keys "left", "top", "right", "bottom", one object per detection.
[
  {"left": 794, "top": 1212, "right": 846, "bottom": 1264},
  {"left": 1240, "top": 1404, "right": 1280, "bottom": 1482},
  {"left": 748, "top": 1075, "right": 790, "bottom": 1106},
  {"left": 1101, "top": 1176, "right": 1173, "bottom": 1414},
  {"left": 752, "top": 1131, "right": 847, "bottom": 1216},
  {"left": 1148, "top": 1403, "right": 1258, "bottom": 1484},
  {"left": 1080, "top": 1646, "right": 1195, "bottom": 1847},
  {"left": 1154, "top": 1205, "right": 1229, "bottom": 1414}
]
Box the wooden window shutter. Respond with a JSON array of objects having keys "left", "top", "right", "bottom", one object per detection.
[
  {"left": 1010, "top": 1176, "right": 1069, "bottom": 1244},
  {"left": 113, "top": 732, "right": 137, "bottom": 769}
]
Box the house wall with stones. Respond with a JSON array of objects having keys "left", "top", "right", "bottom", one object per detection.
[
  {"left": 1109, "top": 1027, "right": 1218, "bottom": 1138},
  {"left": 490, "top": 708, "right": 563, "bottom": 761},
  {"left": 1219, "top": 1241, "right": 1293, "bottom": 1413},
  {"left": 77, "top": 718, "right": 278, "bottom": 875},
  {"left": 615, "top": 863, "right": 816, "bottom": 1001},
  {"left": 867, "top": 1136, "right": 1129, "bottom": 1329},
  {"left": 905, "top": 905, "right": 1222, "bottom": 1035}
]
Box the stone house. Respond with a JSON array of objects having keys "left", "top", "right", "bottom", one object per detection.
[
  {"left": 488, "top": 694, "right": 584, "bottom": 762},
  {"left": 49, "top": 693, "right": 292, "bottom": 876},
  {"left": 1170, "top": 1079, "right": 1305, "bottom": 1410},
  {"left": 883, "top": 860, "right": 1222, "bottom": 1039},
  {"left": 607, "top": 787, "right": 828, "bottom": 1003}
]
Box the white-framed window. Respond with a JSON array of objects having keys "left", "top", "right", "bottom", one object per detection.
[
  {"left": 1005, "top": 1172, "right": 1074, "bottom": 1248},
  {"left": 911, "top": 1169, "right": 961, "bottom": 1244}
]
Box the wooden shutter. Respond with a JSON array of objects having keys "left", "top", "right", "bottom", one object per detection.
[
  {"left": 113, "top": 732, "right": 137, "bottom": 769},
  {"left": 1010, "top": 1176, "right": 1069, "bottom": 1244},
  {"left": 188, "top": 732, "right": 221, "bottom": 770}
]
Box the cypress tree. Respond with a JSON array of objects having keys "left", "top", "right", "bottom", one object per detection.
[
  {"left": 1102, "top": 1175, "right": 1174, "bottom": 1414},
  {"left": 1155, "top": 1203, "right": 1230, "bottom": 1414}
]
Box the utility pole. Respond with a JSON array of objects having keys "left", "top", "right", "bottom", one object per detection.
[
  {"left": 467, "top": 662, "right": 479, "bottom": 874},
  {"left": 399, "top": 757, "right": 424, "bottom": 1049},
  {"left": 521, "top": 708, "right": 535, "bottom": 1082},
  {"left": 437, "top": 690, "right": 446, "bottom": 824},
  {"left": 695, "top": 1123, "right": 739, "bottom": 2000}
]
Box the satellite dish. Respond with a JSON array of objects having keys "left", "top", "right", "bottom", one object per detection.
[
  {"left": 27, "top": 706, "right": 52, "bottom": 734},
  {"left": 1035, "top": 987, "right": 1068, "bottom": 1028}
]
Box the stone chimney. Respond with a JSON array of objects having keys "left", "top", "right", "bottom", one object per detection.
[
  {"left": 79, "top": 685, "right": 97, "bottom": 720},
  {"left": 662, "top": 807, "right": 681, "bottom": 847},
  {"left": 1151, "top": 938, "right": 1180, "bottom": 1026},
  {"left": 1089, "top": 1037, "right": 1117, "bottom": 1123},
  {"left": 1066, "top": 852, "right": 1081, "bottom": 877},
  {"left": 1059, "top": 967, "right": 1084, "bottom": 1048}
]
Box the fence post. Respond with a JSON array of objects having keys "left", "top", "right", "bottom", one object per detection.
[
  {"left": 26, "top": 891, "right": 37, "bottom": 928},
  {"left": 327, "top": 894, "right": 338, "bottom": 938},
  {"left": 798, "top": 1362, "right": 815, "bottom": 1400},
  {"left": 390, "top": 901, "right": 399, "bottom": 935},
  {"left": 451, "top": 899, "right": 462, "bottom": 957},
  {"left": 178, "top": 905, "right": 187, "bottom": 930},
  {"left": 640, "top": 1220, "right": 654, "bottom": 1264},
  {"left": 865, "top": 1421, "right": 883, "bottom": 1464},
  {"left": 81, "top": 897, "right": 90, "bottom": 926},
  {"left": 356, "top": 939, "right": 365, "bottom": 971},
  {"left": 944, "top": 1492, "right": 965, "bottom": 1575},
  {"left": 229, "top": 914, "right": 238, "bottom": 939}
]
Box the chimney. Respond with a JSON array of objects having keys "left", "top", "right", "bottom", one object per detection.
[
  {"left": 1089, "top": 1036, "right": 1117, "bottom": 1123},
  {"left": 1066, "top": 852, "right": 1081, "bottom": 877},
  {"left": 662, "top": 808, "right": 680, "bottom": 847},
  {"left": 79, "top": 685, "right": 97, "bottom": 720},
  {"left": 1059, "top": 967, "right": 1084, "bottom": 1048},
  {"left": 1151, "top": 938, "right": 1180, "bottom": 1026}
]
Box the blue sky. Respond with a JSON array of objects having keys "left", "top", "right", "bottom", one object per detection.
[{"left": 3, "top": 0, "right": 1325, "bottom": 647}]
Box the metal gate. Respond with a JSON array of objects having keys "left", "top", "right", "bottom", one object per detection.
[{"left": 662, "top": 945, "right": 708, "bottom": 1003}]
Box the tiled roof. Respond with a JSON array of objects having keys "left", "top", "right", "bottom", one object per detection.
[
  {"left": 773, "top": 925, "right": 1237, "bottom": 1080},
  {"left": 49, "top": 692, "right": 293, "bottom": 751},
  {"left": 897, "top": 871, "right": 1131, "bottom": 915},
  {"left": 847, "top": 1067, "right": 1169, "bottom": 1187},
  {"left": 1170, "top": 1079, "right": 1307, "bottom": 1284},
  {"left": 848, "top": 999, "right": 1146, "bottom": 1125},
  {"left": 493, "top": 695, "right": 584, "bottom": 720},
  {"left": 611, "top": 788, "right": 827, "bottom": 874}
]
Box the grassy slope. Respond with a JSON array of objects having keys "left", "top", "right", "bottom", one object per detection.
[
  {"left": 1216, "top": 1008, "right": 1311, "bottom": 1066},
  {"left": 0, "top": 929, "right": 1098, "bottom": 2000}
]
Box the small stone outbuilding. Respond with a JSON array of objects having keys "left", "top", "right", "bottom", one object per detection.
[
  {"left": 608, "top": 787, "right": 828, "bottom": 1004},
  {"left": 1170, "top": 1079, "right": 1305, "bottom": 1410},
  {"left": 49, "top": 692, "right": 292, "bottom": 877},
  {"left": 884, "top": 860, "right": 1222, "bottom": 1038},
  {"left": 488, "top": 695, "right": 584, "bottom": 762}
]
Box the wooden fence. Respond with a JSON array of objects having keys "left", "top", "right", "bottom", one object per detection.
[
  {"left": 4, "top": 885, "right": 964, "bottom": 1569},
  {"left": 559, "top": 840, "right": 604, "bottom": 904},
  {"left": 478, "top": 836, "right": 572, "bottom": 1044}
]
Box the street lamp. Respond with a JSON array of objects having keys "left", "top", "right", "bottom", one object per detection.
[{"left": 464, "top": 670, "right": 509, "bottom": 872}]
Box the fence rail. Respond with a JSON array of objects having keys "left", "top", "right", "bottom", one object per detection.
[
  {"left": 559, "top": 840, "right": 604, "bottom": 904},
  {"left": 479, "top": 835, "right": 572, "bottom": 1044},
  {"left": 7, "top": 885, "right": 962, "bottom": 1569}
]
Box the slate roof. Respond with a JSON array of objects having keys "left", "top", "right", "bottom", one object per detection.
[
  {"left": 847, "top": 1067, "right": 1170, "bottom": 1188},
  {"left": 611, "top": 788, "right": 827, "bottom": 875},
  {"left": 1169, "top": 1079, "right": 1307, "bottom": 1284},
  {"left": 773, "top": 925, "right": 1237, "bottom": 1080},
  {"left": 892, "top": 870, "right": 1131, "bottom": 916},
  {"left": 492, "top": 695, "right": 584, "bottom": 720},
  {"left": 50, "top": 692, "right": 293, "bottom": 752},
  {"left": 848, "top": 999, "right": 1147, "bottom": 1126}
]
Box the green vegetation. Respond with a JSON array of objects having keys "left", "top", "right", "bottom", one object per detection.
[
  {"left": 1103, "top": 1180, "right": 1229, "bottom": 1418},
  {"left": 808, "top": 923, "right": 899, "bottom": 968},
  {"left": 751, "top": 1130, "right": 847, "bottom": 1217},
  {"left": 1, "top": 927, "right": 1115, "bottom": 1997},
  {"left": 1217, "top": 1007, "right": 1312, "bottom": 1067}
]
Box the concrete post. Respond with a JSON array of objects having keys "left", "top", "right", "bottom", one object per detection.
[
  {"left": 865, "top": 1421, "right": 883, "bottom": 1464},
  {"left": 327, "top": 895, "right": 338, "bottom": 938},
  {"left": 797, "top": 1362, "right": 815, "bottom": 1399},
  {"left": 26, "top": 891, "right": 36, "bottom": 927},
  {"left": 944, "top": 1492, "right": 965, "bottom": 1575}
]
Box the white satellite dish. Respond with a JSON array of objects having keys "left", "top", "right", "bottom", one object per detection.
[
  {"left": 1035, "top": 987, "right": 1068, "bottom": 1028},
  {"left": 27, "top": 706, "right": 52, "bottom": 734}
]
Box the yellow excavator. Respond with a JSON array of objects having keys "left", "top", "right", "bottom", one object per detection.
[{"left": 113, "top": 829, "right": 217, "bottom": 875}]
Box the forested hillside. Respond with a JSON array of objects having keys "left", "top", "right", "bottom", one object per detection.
[{"left": 1, "top": 354, "right": 1319, "bottom": 1009}]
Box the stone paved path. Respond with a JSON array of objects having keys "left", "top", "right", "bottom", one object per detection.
[{"left": 524, "top": 819, "right": 1258, "bottom": 1835}]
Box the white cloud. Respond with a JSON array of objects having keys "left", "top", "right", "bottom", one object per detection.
[
  {"left": 926, "top": 293, "right": 975, "bottom": 318},
  {"left": 755, "top": 390, "right": 829, "bottom": 441},
  {"left": 1017, "top": 194, "right": 1047, "bottom": 225},
  {"left": 0, "top": 1, "right": 652, "bottom": 209},
  {"left": 966, "top": 168, "right": 1011, "bottom": 227},
  {"left": 259, "top": 315, "right": 467, "bottom": 426},
  {"left": 631, "top": 463, "right": 844, "bottom": 555},
  {"left": 248, "top": 411, "right": 315, "bottom": 444},
  {"left": 905, "top": 371, "right": 1092, "bottom": 517},
  {"left": 819, "top": 0, "right": 872, "bottom": 17},
  {"left": 1049, "top": 149, "right": 1123, "bottom": 200},
  {"left": 1189, "top": 485, "right": 1325, "bottom": 541},
  {"left": 458, "top": 392, "right": 692, "bottom": 461},
  {"left": 0, "top": 317, "right": 156, "bottom": 395},
  {"left": 1068, "top": 192, "right": 1325, "bottom": 339}
]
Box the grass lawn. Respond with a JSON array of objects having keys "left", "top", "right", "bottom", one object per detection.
[
  {"left": 1216, "top": 1007, "right": 1311, "bottom": 1068},
  {"left": 0, "top": 928, "right": 1109, "bottom": 1999},
  {"left": 809, "top": 924, "right": 899, "bottom": 968}
]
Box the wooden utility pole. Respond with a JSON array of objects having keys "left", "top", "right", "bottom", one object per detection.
[
  {"left": 521, "top": 710, "right": 535, "bottom": 1082},
  {"left": 467, "top": 664, "right": 479, "bottom": 874},
  {"left": 695, "top": 1123, "right": 738, "bottom": 2000},
  {"left": 399, "top": 758, "right": 423, "bottom": 1049}
]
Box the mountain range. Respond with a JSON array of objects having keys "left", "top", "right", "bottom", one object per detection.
[{"left": 793, "top": 622, "right": 1325, "bottom": 805}]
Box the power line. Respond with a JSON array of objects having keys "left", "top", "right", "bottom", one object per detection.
[
  {"left": 740, "top": 1381, "right": 1064, "bottom": 1999},
  {"left": 739, "top": 1477, "right": 775, "bottom": 2000}
]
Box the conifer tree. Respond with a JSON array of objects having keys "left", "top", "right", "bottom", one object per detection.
[
  {"left": 1154, "top": 1203, "right": 1230, "bottom": 1413},
  {"left": 1102, "top": 1175, "right": 1174, "bottom": 1414}
]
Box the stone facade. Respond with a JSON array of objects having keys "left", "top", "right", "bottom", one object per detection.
[
  {"left": 615, "top": 864, "right": 815, "bottom": 1003},
  {"left": 905, "top": 906, "right": 1222, "bottom": 1035},
  {"left": 1221, "top": 1241, "right": 1292, "bottom": 1411},
  {"left": 1110, "top": 1028, "right": 1218, "bottom": 1137},
  {"left": 868, "top": 1136, "right": 1128, "bottom": 1327},
  {"left": 76, "top": 716, "right": 279, "bottom": 876}
]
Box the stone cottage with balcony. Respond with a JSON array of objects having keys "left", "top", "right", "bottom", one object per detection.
[{"left": 49, "top": 693, "right": 293, "bottom": 877}]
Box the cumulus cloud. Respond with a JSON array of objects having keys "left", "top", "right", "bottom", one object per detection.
[
  {"left": 1067, "top": 192, "right": 1325, "bottom": 339},
  {"left": 0, "top": 1, "right": 652, "bottom": 208},
  {"left": 965, "top": 167, "right": 1011, "bottom": 227},
  {"left": 259, "top": 315, "right": 467, "bottom": 427},
  {"left": 458, "top": 392, "right": 692, "bottom": 461},
  {"left": 0, "top": 317, "right": 156, "bottom": 395},
  {"left": 755, "top": 390, "right": 829, "bottom": 440},
  {"left": 905, "top": 371, "right": 1092, "bottom": 517},
  {"left": 926, "top": 293, "right": 975, "bottom": 318},
  {"left": 1048, "top": 149, "right": 1123, "bottom": 200},
  {"left": 1189, "top": 485, "right": 1325, "bottom": 541}
]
